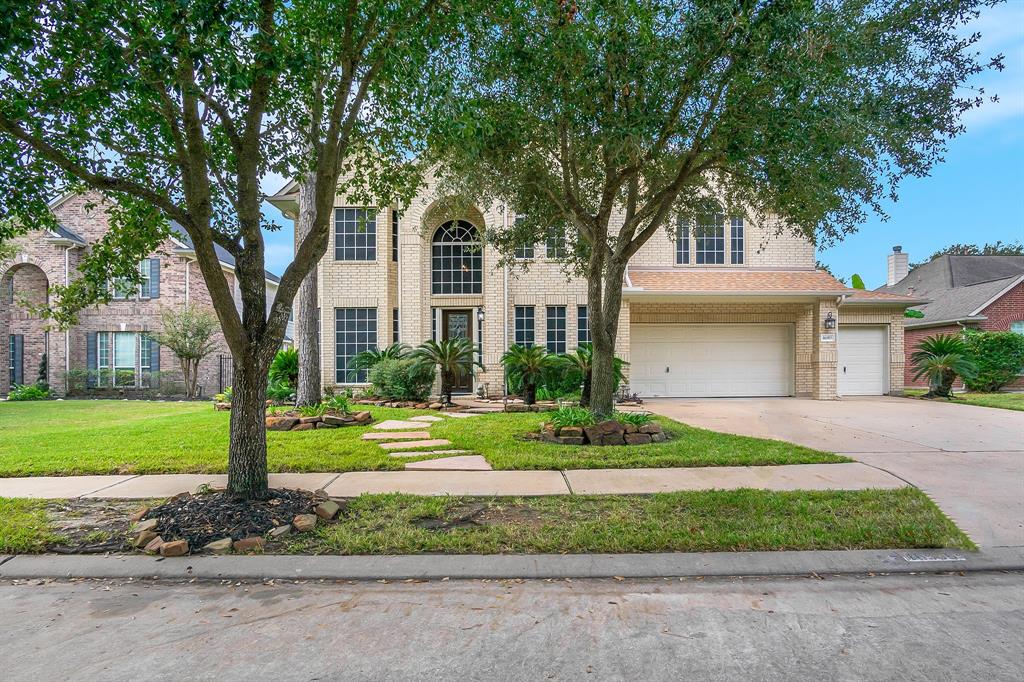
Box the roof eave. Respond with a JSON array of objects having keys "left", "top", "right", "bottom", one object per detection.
[
  {"left": 904, "top": 315, "right": 987, "bottom": 329},
  {"left": 622, "top": 289, "right": 848, "bottom": 297},
  {"left": 967, "top": 274, "right": 1024, "bottom": 317}
]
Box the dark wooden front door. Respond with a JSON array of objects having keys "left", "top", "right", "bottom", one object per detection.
[{"left": 442, "top": 309, "right": 473, "bottom": 393}]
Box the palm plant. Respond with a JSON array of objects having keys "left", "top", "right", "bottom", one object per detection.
[
  {"left": 911, "top": 333, "right": 978, "bottom": 397},
  {"left": 501, "top": 344, "right": 555, "bottom": 405},
  {"left": 268, "top": 348, "right": 299, "bottom": 387},
  {"left": 557, "top": 343, "right": 627, "bottom": 407},
  {"left": 410, "top": 338, "right": 482, "bottom": 404},
  {"left": 348, "top": 343, "right": 410, "bottom": 380}
]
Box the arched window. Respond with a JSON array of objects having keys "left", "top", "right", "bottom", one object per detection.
[{"left": 431, "top": 220, "right": 482, "bottom": 295}]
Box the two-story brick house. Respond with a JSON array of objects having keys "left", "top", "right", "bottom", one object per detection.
[
  {"left": 1, "top": 192, "right": 281, "bottom": 398},
  {"left": 269, "top": 173, "right": 921, "bottom": 400}
]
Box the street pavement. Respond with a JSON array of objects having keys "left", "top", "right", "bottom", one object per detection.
[{"left": 1, "top": 571, "right": 1020, "bottom": 680}]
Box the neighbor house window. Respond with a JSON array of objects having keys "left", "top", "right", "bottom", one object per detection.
[
  {"left": 675, "top": 217, "right": 690, "bottom": 265},
  {"left": 1011, "top": 321, "right": 1024, "bottom": 335},
  {"left": 391, "top": 209, "right": 399, "bottom": 262},
  {"left": 730, "top": 218, "right": 744, "bottom": 264},
  {"left": 545, "top": 227, "right": 568, "bottom": 259},
  {"left": 3, "top": 276, "right": 12, "bottom": 304},
  {"left": 334, "top": 207, "right": 377, "bottom": 261},
  {"left": 110, "top": 259, "right": 159, "bottom": 300},
  {"left": 90, "top": 331, "right": 159, "bottom": 388},
  {"left": 577, "top": 305, "right": 590, "bottom": 345},
  {"left": 546, "top": 306, "right": 566, "bottom": 354},
  {"left": 335, "top": 307, "right": 377, "bottom": 383},
  {"left": 514, "top": 306, "right": 535, "bottom": 347},
  {"left": 431, "top": 220, "right": 482, "bottom": 295},
  {"left": 695, "top": 213, "right": 725, "bottom": 264}
]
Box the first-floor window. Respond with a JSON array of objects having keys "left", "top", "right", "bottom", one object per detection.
[
  {"left": 336, "top": 307, "right": 377, "bottom": 383},
  {"left": 514, "top": 306, "right": 535, "bottom": 347},
  {"left": 546, "top": 306, "right": 566, "bottom": 354},
  {"left": 1011, "top": 321, "right": 1024, "bottom": 335},
  {"left": 91, "top": 331, "right": 159, "bottom": 388},
  {"left": 392, "top": 308, "right": 400, "bottom": 345},
  {"left": 577, "top": 305, "right": 590, "bottom": 345},
  {"left": 114, "top": 331, "right": 136, "bottom": 386}
]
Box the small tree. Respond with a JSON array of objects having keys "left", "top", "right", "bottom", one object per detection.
[
  {"left": 151, "top": 307, "right": 219, "bottom": 399},
  {"left": 501, "top": 344, "right": 555, "bottom": 405},
  {"left": 411, "top": 338, "right": 482, "bottom": 405},
  {"left": 911, "top": 334, "right": 978, "bottom": 398}
]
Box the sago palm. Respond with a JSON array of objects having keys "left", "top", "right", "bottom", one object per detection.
[
  {"left": 348, "top": 343, "right": 410, "bottom": 380},
  {"left": 911, "top": 333, "right": 977, "bottom": 397},
  {"left": 501, "top": 344, "right": 555, "bottom": 405},
  {"left": 410, "top": 338, "right": 482, "bottom": 404},
  {"left": 557, "top": 343, "right": 627, "bottom": 407}
]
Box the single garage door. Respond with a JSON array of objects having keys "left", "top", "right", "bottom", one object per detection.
[
  {"left": 837, "top": 325, "right": 888, "bottom": 395},
  {"left": 630, "top": 324, "right": 793, "bottom": 398}
]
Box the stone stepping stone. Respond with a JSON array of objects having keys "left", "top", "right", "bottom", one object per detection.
[
  {"left": 373, "top": 419, "right": 434, "bottom": 430},
  {"left": 405, "top": 455, "right": 492, "bottom": 471},
  {"left": 388, "top": 449, "right": 469, "bottom": 458},
  {"left": 362, "top": 431, "right": 432, "bottom": 441},
  {"left": 465, "top": 407, "right": 502, "bottom": 413},
  {"left": 409, "top": 415, "right": 444, "bottom": 423},
  {"left": 445, "top": 412, "right": 480, "bottom": 419},
  {"left": 378, "top": 439, "right": 453, "bottom": 450}
]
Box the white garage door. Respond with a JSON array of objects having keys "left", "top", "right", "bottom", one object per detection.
[
  {"left": 630, "top": 324, "right": 793, "bottom": 398},
  {"left": 838, "top": 326, "right": 888, "bottom": 396}
]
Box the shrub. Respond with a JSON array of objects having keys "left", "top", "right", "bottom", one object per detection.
[
  {"left": 267, "top": 379, "right": 296, "bottom": 404},
  {"left": 556, "top": 343, "right": 628, "bottom": 407},
  {"left": 214, "top": 386, "right": 233, "bottom": 403},
  {"left": 324, "top": 393, "right": 351, "bottom": 413},
  {"left": 615, "top": 410, "right": 652, "bottom": 426},
  {"left": 501, "top": 344, "right": 556, "bottom": 405},
  {"left": 349, "top": 343, "right": 410, "bottom": 379},
  {"left": 298, "top": 403, "right": 327, "bottom": 417},
  {"left": 911, "top": 333, "right": 978, "bottom": 398},
  {"left": 549, "top": 405, "right": 595, "bottom": 429},
  {"left": 963, "top": 330, "right": 1024, "bottom": 392},
  {"left": 369, "top": 357, "right": 436, "bottom": 401},
  {"left": 410, "top": 339, "right": 480, "bottom": 403},
  {"left": 268, "top": 348, "right": 299, "bottom": 387},
  {"left": 7, "top": 384, "right": 50, "bottom": 401}
]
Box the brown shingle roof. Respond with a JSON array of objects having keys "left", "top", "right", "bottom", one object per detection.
[{"left": 627, "top": 269, "right": 849, "bottom": 293}]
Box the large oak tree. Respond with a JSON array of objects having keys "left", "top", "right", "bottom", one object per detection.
[
  {"left": 0, "top": 0, "right": 456, "bottom": 498},
  {"left": 436, "top": 0, "right": 1003, "bottom": 416}
]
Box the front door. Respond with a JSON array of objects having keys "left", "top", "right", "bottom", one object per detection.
[{"left": 442, "top": 309, "right": 474, "bottom": 393}]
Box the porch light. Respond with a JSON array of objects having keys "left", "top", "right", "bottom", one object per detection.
[
  {"left": 823, "top": 312, "right": 836, "bottom": 330},
  {"left": 477, "top": 309, "right": 485, "bottom": 324}
]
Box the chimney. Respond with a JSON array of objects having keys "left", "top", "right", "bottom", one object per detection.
[{"left": 887, "top": 245, "right": 909, "bottom": 286}]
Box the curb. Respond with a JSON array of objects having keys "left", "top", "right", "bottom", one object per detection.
[{"left": 1, "top": 547, "right": 1022, "bottom": 582}]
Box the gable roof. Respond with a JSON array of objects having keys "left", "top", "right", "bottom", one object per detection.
[
  {"left": 169, "top": 222, "right": 281, "bottom": 284},
  {"left": 877, "top": 255, "right": 1024, "bottom": 327},
  {"left": 45, "top": 223, "right": 88, "bottom": 245}
]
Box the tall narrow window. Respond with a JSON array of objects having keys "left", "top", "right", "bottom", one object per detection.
[
  {"left": 730, "top": 218, "right": 744, "bottom": 264},
  {"left": 513, "top": 217, "right": 534, "bottom": 259},
  {"left": 545, "top": 227, "right": 568, "bottom": 259},
  {"left": 8, "top": 334, "right": 22, "bottom": 385},
  {"left": 392, "top": 308, "right": 399, "bottom": 344},
  {"left": 431, "top": 221, "right": 482, "bottom": 294},
  {"left": 114, "top": 332, "right": 137, "bottom": 387},
  {"left": 546, "top": 306, "right": 566, "bottom": 354},
  {"left": 675, "top": 218, "right": 690, "bottom": 265},
  {"left": 334, "top": 208, "right": 377, "bottom": 261},
  {"left": 577, "top": 305, "right": 590, "bottom": 345},
  {"left": 335, "top": 307, "right": 377, "bottom": 382},
  {"left": 695, "top": 213, "right": 725, "bottom": 265},
  {"left": 97, "top": 332, "right": 111, "bottom": 385},
  {"left": 391, "top": 209, "right": 399, "bottom": 262},
  {"left": 514, "top": 306, "right": 535, "bottom": 347}
]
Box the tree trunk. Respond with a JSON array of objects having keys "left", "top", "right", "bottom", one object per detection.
[
  {"left": 295, "top": 175, "right": 321, "bottom": 406},
  {"left": 588, "top": 260, "right": 626, "bottom": 419},
  {"left": 580, "top": 371, "right": 591, "bottom": 407},
  {"left": 227, "top": 358, "right": 270, "bottom": 499},
  {"left": 522, "top": 380, "right": 536, "bottom": 405}
]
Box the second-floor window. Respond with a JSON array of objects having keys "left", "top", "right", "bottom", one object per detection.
[
  {"left": 695, "top": 213, "right": 725, "bottom": 265},
  {"left": 334, "top": 207, "right": 377, "bottom": 261},
  {"left": 545, "top": 227, "right": 568, "bottom": 259},
  {"left": 111, "top": 259, "right": 160, "bottom": 300},
  {"left": 675, "top": 218, "right": 690, "bottom": 265},
  {"left": 391, "top": 209, "right": 399, "bottom": 262},
  {"left": 730, "top": 218, "right": 744, "bottom": 264},
  {"left": 431, "top": 220, "right": 482, "bottom": 295}
]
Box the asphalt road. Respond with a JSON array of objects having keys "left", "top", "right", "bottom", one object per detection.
[{"left": 1, "top": 572, "right": 1021, "bottom": 681}]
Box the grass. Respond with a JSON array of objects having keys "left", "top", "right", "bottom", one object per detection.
[
  {"left": 285, "top": 488, "right": 974, "bottom": 555},
  {"left": 0, "top": 400, "right": 845, "bottom": 477},
  {"left": 904, "top": 389, "right": 1024, "bottom": 412},
  {"left": 0, "top": 498, "right": 61, "bottom": 553}
]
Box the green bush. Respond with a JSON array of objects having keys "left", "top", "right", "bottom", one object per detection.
[
  {"left": 369, "top": 357, "right": 436, "bottom": 401},
  {"left": 615, "top": 410, "right": 652, "bottom": 426},
  {"left": 549, "top": 405, "right": 595, "bottom": 429},
  {"left": 324, "top": 393, "right": 351, "bottom": 413},
  {"left": 214, "top": 386, "right": 233, "bottom": 403},
  {"left": 266, "top": 379, "right": 295, "bottom": 404},
  {"left": 269, "top": 348, "right": 299, "bottom": 386},
  {"left": 963, "top": 330, "right": 1024, "bottom": 392},
  {"left": 7, "top": 384, "right": 50, "bottom": 401}
]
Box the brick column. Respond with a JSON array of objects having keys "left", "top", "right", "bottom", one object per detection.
[{"left": 812, "top": 299, "right": 839, "bottom": 399}]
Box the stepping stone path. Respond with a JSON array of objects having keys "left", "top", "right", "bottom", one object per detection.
[
  {"left": 409, "top": 415, "right": 444, "bottom": 423},
  {"left": 362, "top": 431, "right": 432, "bottom": 441},
  {"left": 372, "top": 419, "right": 434, "bottom": 430},
  {"left": 388, "top": 449, "right": 469, "bottom": 458},
  {"left": 445, "top": 412, "right": 482, "bottom": 419},
  {"left": 404, "top": 455, "right": 492, "bottom": 471},
  {"left": 378, "top": 439, "right": 453, "bottom": 450}
]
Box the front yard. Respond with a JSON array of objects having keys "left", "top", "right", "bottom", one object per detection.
[
  {"left": 904, "top": 389, "right": 1024, "bottom": 412},
  {"left": 0, "top": 400, "right": 845, "bottom": 476}
]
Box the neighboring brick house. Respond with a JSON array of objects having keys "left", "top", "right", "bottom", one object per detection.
[
  {"left": 269, "top": 173, "right": 921, "bottom": 400},
  {"left": 877, "top": 248, "right": 1024, "bottom": 389},
  {"left": 1, "top": 192, "right": 281, "bottom": 398}
]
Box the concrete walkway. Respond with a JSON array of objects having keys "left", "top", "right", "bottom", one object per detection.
[
  {"left": 646, "top": 396, "right": 1024, "bottom": 548},
  {"left": 0, "top": 462, "right": 904, "bottom": 499}
]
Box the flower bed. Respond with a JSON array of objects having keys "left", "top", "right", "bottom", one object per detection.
[
  {"left": 540, "top": 418, "right": 667, "bottom": 446},
  {"left": 265, "top": 409, "right": 373, "bottom": 431}
]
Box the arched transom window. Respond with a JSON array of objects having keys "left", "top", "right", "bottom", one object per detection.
[{"left": 431, "top": 220, "right": 482, "bottom": 295}]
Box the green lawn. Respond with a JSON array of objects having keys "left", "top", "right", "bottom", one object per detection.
[
  {"left": 0, "top": 498, "right": 60, "bottom": 553},
  {"left": 286, "top": 488, "right": 974, "bottom": 554},
  {"left": 904, "top": 389, "right": 1024, "bottom": 411},
  {"left": 0, "top": 400, "right": 845, "bottom": 477}
]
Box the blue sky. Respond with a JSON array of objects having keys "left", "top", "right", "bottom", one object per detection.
[{"left": 259, "top": 3, "right": 1024, "bottom": 289}]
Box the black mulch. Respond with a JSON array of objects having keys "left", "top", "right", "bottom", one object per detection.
[{"left": 143, "top": 489, "right": 325, "bottom": 549}]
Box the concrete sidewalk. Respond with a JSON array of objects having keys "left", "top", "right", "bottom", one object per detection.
[{"left": 0, "top": 462, "right": 905, "bottom": 499}]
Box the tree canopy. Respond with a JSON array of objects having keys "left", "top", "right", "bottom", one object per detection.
[{"left": 912, "top": 240, "right": 1024, "bottom": 268}]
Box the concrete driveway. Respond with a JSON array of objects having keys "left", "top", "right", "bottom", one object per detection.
[{"left": 646, "top": 396, "right": 1024, "bottom": 549}]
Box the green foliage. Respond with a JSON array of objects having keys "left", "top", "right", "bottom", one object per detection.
[
  {"left": 324, "top": 393, "right": 352, "bottom": 414},
  {"left": 368, "top": 357, "right": 436, "bottom": 401},
  {"left": 349, "top": 343, "right": 411, "bottom": 380},
  {"left": 904, "top": 309, "right": 925, "bottom": 319},
  {"left": 911, "top": 334, "right": 978, "bottom": 397},
  {"left": 962, "top": 331, "right": 1024, "bottom": 392},
  {"left": 298, "top": 403, "right": 327, "bottom": 417},
  {"left": 912, "top": 240, "right": 1024, "bottom": 268},
  {"left": 269, "top": 348, "right": 300, "bottom": 387},
  {"left": 501, "top": 345, "right": 556, "bottom": 405},
  {"left": 7, "top": 384, "right": 51, "bottom": 401},
  {"left": 614, "top": 411, "right": 652, "bottom": 427},
  {"left": 151, "top": 306, "right": 220, "bottom": 398},
  {"left": 266, "top": 380, "right": 296, "bottom": 404},
  {"left": 555, "top": 343, "right": 627, "bottom": 406},
  {"left": 549, "top": 405, "right": 595, "bottom": 429},
  {"left": 410, "top": 338, "right": 482, "bottom": 402},
  {"left": 215, "top": 386, "right": 234, "bottom": 404},
  {"left": 850, "top": 274, "right": 866, "bottom": 290}
]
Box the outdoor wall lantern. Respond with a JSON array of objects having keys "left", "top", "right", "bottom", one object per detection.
[
  {"left": 477, "top": 309, "right": 485, "bottom": 324},
  {"left": 823, "top": 312, "right": 836, "bottom": 330}
]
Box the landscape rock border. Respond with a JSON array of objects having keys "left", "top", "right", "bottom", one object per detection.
[
  {"left": 265, "top": 410, "right": 373, "bottom": 432},
  {"left": 540, "top": 419, "right": 666, "bottom": 446}
]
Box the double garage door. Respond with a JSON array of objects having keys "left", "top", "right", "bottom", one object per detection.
[{"left": 631, "top": 324, "right": 793, "bottom": 398}]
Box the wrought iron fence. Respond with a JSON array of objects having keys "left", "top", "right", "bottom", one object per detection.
[{"left": 218, "top": 354, "right": 234, "bottom": 393}]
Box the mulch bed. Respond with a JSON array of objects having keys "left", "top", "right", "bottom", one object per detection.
[{"left": 142, "top": 489, "right": 325, "bottom": 549}]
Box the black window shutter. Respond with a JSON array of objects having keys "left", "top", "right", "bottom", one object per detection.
[
  {"left": 86, "top": 332, "right": 97, "bottom": 388},
  {"left": 12, "top": 334, "right": 24, "bottom": 385},
  {"left": 149, "top": 258, "right": 160, "bottom": 298}
]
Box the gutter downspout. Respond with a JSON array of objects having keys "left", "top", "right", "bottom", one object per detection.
[
  {"left": 396, "top": 206, "right": 401, "bottom": 344},
  {"left": 185, "top": 260, "right": 191, "bottom": 306},
  {"left": 64, "top": 247, "right": 70, "bottom": 395},
  {"left": 502, "top": 203, "right": 509, "bottom": 402}
]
